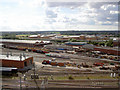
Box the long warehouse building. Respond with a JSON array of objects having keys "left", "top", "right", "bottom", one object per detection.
[
  {"left": 94, "top": 47, "right": 120, "bottom": 56},
  {"left": 0, "top": 39, "right": 52, "bottom": 53}
]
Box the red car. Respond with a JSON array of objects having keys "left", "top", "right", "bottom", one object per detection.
[{"left": 42, "top": 60, "right": 51, "bottom": 64}]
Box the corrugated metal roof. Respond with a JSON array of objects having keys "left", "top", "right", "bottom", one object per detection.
[
  {"left": 65, "top": 42, "right": 87, "bottom": 45},
  {"left": 95, "top": 47, "right": 120, "bottom": 51},
  {"left": 0, "top": 39, "right": 50, "bottom": 44},
  {"left": 82, "top": 44, "right": 95, "bottom": 49}
]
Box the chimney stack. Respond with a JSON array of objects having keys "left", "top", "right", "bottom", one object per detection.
[
  {"left": 23, "top": 52, "right": 26, "bottom": 59},
  {"left": 10, "top": 51, "right": 12, "bottom": 56},
  {"left": 20, "top": 53, "right": 22, "bottom": 61},
  {"left": 6, "top": 52, "right": 9, "bottom": 58}
]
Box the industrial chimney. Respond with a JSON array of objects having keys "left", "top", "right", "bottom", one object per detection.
[
  {"left": 6, "top": 52, "right": 9, "bottom": 58},
  {"left": 10, "top": 51, "right": 12, "bottom": 56},
  {"left": 23, "top": 52, "right": 26, "bottom": 59},
  {"left": 20, "top": 53, "right": 22, "bottom": 61}
]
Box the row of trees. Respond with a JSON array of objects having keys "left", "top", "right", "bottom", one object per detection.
[
  {"left": 69, "top": 38, "right": 85, "bottom": 42},
  {"left": 69, "top": 38, "right": 113, "bottom": 47},
  {"left": 88, "top": 40, "right": 113, "bottom": 47},
  {"left": 1, "top": 33, "right": 114, "bottom": 47},
  {"left": 2, "top": 34, "right": 19, "bottom": 39}
]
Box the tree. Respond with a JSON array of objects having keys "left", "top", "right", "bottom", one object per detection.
[
  {"left": 98, "top": 42, "right": 105, "bottom": 46},
  {"left": 69, "top": 38, "right": 77, "bottom": 42},
  {"left": 2, "top": 34, "right": 19, "bottom": 39},
  {"left": 106, "top": 39, "right": 113, "bottom": 47}
]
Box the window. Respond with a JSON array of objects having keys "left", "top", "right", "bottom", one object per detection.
[
  {"left": 30, "top": 59, "right": 32, "bottom": 64},
  {"left": 24, "top": 61, "right": 27, "bottom": 67}
]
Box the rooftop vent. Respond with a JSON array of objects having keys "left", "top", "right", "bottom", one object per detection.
[
  {"left": 6, "top": 52, "right": 9, "bottom": 58},
  {"left": 20, "top": 54, "right": 22, "bottom": 61},
  {"left": 23, "top": 52, "right": 26, "bottom": 59},
  {"left": 10, "top": 51, "right": 12, "bottom": 56}
]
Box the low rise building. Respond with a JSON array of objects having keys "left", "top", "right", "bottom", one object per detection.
[
  {"left": 29, "top": 35, "right": 39, "bottom": 38},
  {"left": 82, "top": 44, "right": 95, "bottom": 50},
  {"left": 44, "top": 45, "right": 73, "bottom": 51},
  {"left": 94, "top": 47, "right": 120, "bottom": 56},
  {"left": 65, "top": 42, "right": 87, "bottom": 46},
  {"left": 0, "top": 39, "right": 52, "bottom": 53},
  {"left": 113, "top": 38, "right": 120, "bottom": 47},
  {"left": 0, "top": 54, "right": 33, "bottom": 71}
]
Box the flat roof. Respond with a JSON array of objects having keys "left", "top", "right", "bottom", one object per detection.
[
  {"left": 68, "top": 36, "right": 80, "bottom": 37},
  {"left": 95, "top": 47, "right": 120, "bottom": 51},
  {"left": 0, "top": 67, "right": 17, "bottom": 71},
  {"left": 65, "top": 42, "right": 87, "bottom": 44},
  {"left": 0, "top": 39, "right": 50, "bottom": 44},
  {"left": 0, "top": 54, "right": 32, "bottom": 61}
]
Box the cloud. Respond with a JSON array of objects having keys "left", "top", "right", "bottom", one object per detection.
[
  {"left": 110, "top": 10, "right": 119, "bottom": 14},
  {"left": 46, "top": 9, "right": 57, "bottom": 18},
  {"left": 47, "top": 2, "right": 86, "bottom": 8},
  {"left": 0, "top": 0, "right": 119, "bottom": 31},
  {"left": 85, "top": 2, "right": 118, "bottom": 26}
]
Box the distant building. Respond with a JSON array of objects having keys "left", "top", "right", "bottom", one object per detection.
[
  {"left": 44, "top": 45, "right": 73, "bottom": 51},
  {"left": 82, "top": 44, "right": 95, "bottom": 50},
  {"left": 65, "top": 42, "right": 87, "bottom": 46},
  {"left": 113, "top": 38, "right": 120, "bottom": 47},
  {"left": 0, "top": 39, "right": 52, "bottom": 50},
  {"left": 68, "top": 36, "right": 80, "bottom": 39},
  {"left": 29, "top": 35, "right": 39, "bottom": 38},
  {"left": 29, "top": 34, "right": 57, "bottom": 39},
  {"left": 86, "top": 35, "right": 96, "bottom": 41},
  {"left": 94, "top": 47, "right": 120, "bottom": 56},
  {"left": 79, "top": 35, "right": 86, "bottom": 40},
  {"left": 0, "top": 54, "right": 33, "bottom": 71}
]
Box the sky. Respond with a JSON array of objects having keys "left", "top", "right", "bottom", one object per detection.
[{"left": 0, "top": 0, "right": 119, "bottom": 32}]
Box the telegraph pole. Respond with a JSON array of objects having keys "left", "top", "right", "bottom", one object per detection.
[
  {"left": 20, "top": 76, "right": 22, "bottom": 90},
  {"left": 18, "top": 72, "right": 22, "bottom": 90},
  {"left": 33, "top": 62, "right": 36, "bottom": 78}
]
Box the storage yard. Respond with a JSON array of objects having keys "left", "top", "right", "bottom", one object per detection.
[
  {"left": 1, "top": 47, "right": 119, "bottom": 73},
  {"left": 1, "top": 47, "right": 120, "bottom": 89},
  {"left": 1, "top": 39, "right": 120, "bottom": 89}
]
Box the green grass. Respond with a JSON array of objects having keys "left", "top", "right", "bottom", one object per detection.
[
  {"left": 3, "top": 75, "right": 119, "bottom": 81},
  {"left": 52, "top": 75, "right": 117, "bottom": 80},
  {"left": 16, "top": 35, "right": 30, "bottom": 37},
  {"left": 0, "top": 36, "right": 2, "bottom": 38}
]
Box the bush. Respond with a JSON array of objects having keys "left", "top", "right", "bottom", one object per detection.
[
  {"left": 2, "top": 34, "right": 19, "bottom": 39},
  {"left": 68, "top": 75, "right": 74, "bottom": 80},
  {"left": 87, "top": 77, "right": 90, "bottom": 79}
]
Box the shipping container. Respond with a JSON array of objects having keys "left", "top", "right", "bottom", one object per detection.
[
  {"left": 57, "top": 63, "right": 65, "bottom": 67},
  {"left": 50, "top": 62, "right": 57, "bottom": 66},
  {"left": 93, "top": 63, "right": 104, "bottom": 66}
]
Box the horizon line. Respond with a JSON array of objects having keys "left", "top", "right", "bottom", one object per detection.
[{"left": 1, "top": 30, "right": 119, "bottom": 33}]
